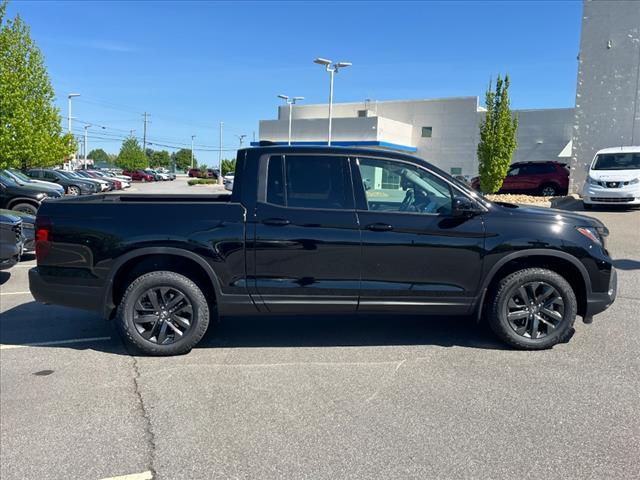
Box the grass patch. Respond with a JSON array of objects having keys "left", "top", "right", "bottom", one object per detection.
[{"left": 188, "top": 179, "right": 217, "bottom": 186}]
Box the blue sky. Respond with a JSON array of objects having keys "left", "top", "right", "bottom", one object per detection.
[{"left": 7, "top": 0, "right": 582, "bottom": 165}]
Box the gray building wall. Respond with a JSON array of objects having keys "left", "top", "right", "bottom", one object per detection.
[
  {"left": 263, "top": 97, "right": 573, "bottom": 176},
  {"left": 570, "top": 0, "right": 640, "bottom": 192}
]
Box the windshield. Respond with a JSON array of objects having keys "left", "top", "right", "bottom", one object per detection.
[
  {"left": 593, "top": 152, "right": 640, "bottom": 170},
  {"left": 7, "top": 169, "right": 31, "bottom": 182},
  {"left": 0, "top": 172, "right": 19, "bottom": 187}
]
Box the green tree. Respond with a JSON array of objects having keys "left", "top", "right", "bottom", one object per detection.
[
  {"left": 151, "top": 150, "right": 170, "bottom": 168},
  {"left": 221, "top": 158, "right": 236, "bottom": 176},
  {"left": 116, "top": 136, "right": 148, "bottom": 170},
  {"left": 172, "top": 148, "right": 194, "bottom": 171},
  {"left": 477, "top": 75, "right": 518, "bottom": 193},
  {"left": 87, "top": 148, "right": 110, "bottom": 164},
  {"left": 0, "top": 0, "right": 75, "bottom": 170}
]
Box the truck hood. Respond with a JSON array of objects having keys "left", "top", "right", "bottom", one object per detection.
[{"left": 494, "top": 202, "right": 606, "bottom": 229}]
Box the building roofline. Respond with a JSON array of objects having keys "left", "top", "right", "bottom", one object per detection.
[{"left": 291, "top": 96, "right": 481, "bottom": 109}]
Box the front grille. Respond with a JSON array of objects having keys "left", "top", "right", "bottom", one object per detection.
[
  {"left": 591, "top": 197, "right": 635, "bottom": 203},
  {"left": 11, "top": 222, "right": 22, "bottom": 242}
]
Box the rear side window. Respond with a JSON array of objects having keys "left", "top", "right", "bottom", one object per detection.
[{"left": 265, "top": 155, "right": 353, "bottom": 210}]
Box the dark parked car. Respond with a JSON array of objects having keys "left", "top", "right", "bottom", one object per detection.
[
  {"left": 0, "top": 208, "right": 34, "bottom": 252},
  {"left": 122, "top": 169, "right": 154, "bottom": 182},
  {"left": 0, "top": 211, "right": 23, "bottom": 270},
  {"left": 0, "top": 173, "right": 62, "bottom": 215},
  {"left": 471, "top": 161, "right": 569, "bottom": 196},
  {"left": 3, "top": 168, "right": 65, "bottom": 195},
  {"left": 27, "top": 169, "right": 98, "bottom": 196},
  {"left": 30, "top": 146, "right": 616, "bottom": 355}
]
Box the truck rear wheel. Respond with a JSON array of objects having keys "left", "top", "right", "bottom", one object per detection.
[
  {"left": 116, "top": 271, "right": 210, "bottom": 355},
  {"left": 487, "top": 268, "right": 577, "bottom": 350}
]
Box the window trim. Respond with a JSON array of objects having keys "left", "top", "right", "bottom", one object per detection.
[{"left": 257, "top": 153, "right": 357, "bottom": 212}]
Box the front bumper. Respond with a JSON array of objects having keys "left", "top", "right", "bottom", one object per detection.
[
  {"left": 585, "top": 267, "right": 617, "bottom": 318},
  {"left": 583, "top": 183, "right": 640, "bottom": 205}
]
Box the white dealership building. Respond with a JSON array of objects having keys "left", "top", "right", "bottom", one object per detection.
[{"left": 258, "top": 96, "right": 574, "bottom": 177}]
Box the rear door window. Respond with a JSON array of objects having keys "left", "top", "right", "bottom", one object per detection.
[{"left": 265, "top": 155, "right": 353, "bottom": 210}]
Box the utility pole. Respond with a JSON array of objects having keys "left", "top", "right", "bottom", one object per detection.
[
  {"left": 219, "top": 122, "right": 224, "bottom": 185},
  {"left": 142, "top": 112, "right": 150, "bottom": 153},
  {"left": 236, "top": 134, "right": 247, "bottom": 147},
  {"left": 253, "top": 131, "right": 256, "bottom": 143}
]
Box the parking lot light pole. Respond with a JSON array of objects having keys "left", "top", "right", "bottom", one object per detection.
[
  {"left": 313, "top": 58, "right": 351, "bottom": 146},
  {"left": 83, "top": 124, "right": 91, "bottom": 169},
  {"left": 278, "top": 95, "right": 305, "bottom": 145},
  {"left": 67, "top": 93, "right": 80, "bottom": 134},
  {"left": 219, "top": 122, "right": 223, "bottom": 185},
  {"left": 191, "top": 135, "right": 196, "bottom": 169}
]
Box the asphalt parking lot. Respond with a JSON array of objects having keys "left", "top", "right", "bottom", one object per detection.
[{"left": 1, "top": 182, "right": 639, "bottom": 480}]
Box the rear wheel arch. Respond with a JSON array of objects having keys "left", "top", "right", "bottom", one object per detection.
[
  {"left": 478, "top": 251, "right": 590, "bottom": 318},
  {"left": 107, "top": 249, "right": 220, "bottom": 319}
]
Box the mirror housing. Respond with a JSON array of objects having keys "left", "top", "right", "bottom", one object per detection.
[{"left": 452, "top": 196, "right": 481, "bottom": 217}]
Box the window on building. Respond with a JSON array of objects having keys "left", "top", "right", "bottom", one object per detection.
[
  {"left": 421, "top": 126, "right": 433, "bottom": 138},
  {"left": 265, "top": 155, "right": 353, "bottom": 210},
  {"left": 357, "top": 157, "right": 453, "bottom": 215},
  {"left": 357, "top": 110, "right": 368, "bottom": 118}
]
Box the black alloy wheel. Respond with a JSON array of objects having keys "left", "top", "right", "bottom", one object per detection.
[
  {"left": 133, "top": 286, "right": 194, "bottom": 345},
  {"left": 504, "top": 281, "right": 564, "bottom": 340}
]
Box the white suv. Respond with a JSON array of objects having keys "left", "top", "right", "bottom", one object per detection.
[{"left": 582, "top": 146, "right": 640, "bottom": 209}]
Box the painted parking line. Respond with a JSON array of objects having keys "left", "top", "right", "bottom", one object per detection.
[
  {"left": 0, "top": 291, "right": 32, "bottom": 295},
  {"left": 0, "top": 336, "right": 111, "bottom": 350},
  {"left": 99, "top": 472, "right": 153, "bottom": 480}
]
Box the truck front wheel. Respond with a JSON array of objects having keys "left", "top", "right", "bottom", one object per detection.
[
  {"left": 116, "top": 271, "right": 210, "bottom": 355},
  {"left": 487, "top": 268, "right": 577, "bottom": 350}
]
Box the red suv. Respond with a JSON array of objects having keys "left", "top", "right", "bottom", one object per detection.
[
  {"left": 123, "top": 169, "right": 154, "bottom": 182},
  {"left": 188, "top": 168, "right": 218, "bottom": 179},
  {"left": 472, "top": 161, "right": 569, "bottom": 196}
]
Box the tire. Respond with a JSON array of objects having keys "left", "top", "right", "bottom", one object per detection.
[
  {"left": 68, "top": 185, "right": 81, "bottom": 196},
  {"left": 116, "top": 271, "right": 211, "bottom": 356},
  {"left": 539, "top": 184, "right": 558, "bottom": 197},
  {"left": 11, "top": 202, "right": 38, "bottom": 215},
  {"left": 487, "top": 268, "right": 577, "bottom": 350},
  {"left": 583, "top": 202, "right": 593, "bottom": 210}
]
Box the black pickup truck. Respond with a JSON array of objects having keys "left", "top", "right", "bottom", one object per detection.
[{"left": 29, "top": 146, "right": 617, "bottom": 355}]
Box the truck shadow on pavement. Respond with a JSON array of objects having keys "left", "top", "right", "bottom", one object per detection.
[{"left": 0, "top": 302, "right": 511, "bottom": 352}]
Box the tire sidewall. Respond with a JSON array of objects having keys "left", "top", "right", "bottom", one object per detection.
[
  {"left": 491, "top": 269, "right": 577, "bottom": 349},
  {"left": 12, "top": 203, "right": 38, "bottom": 215},
  {"left": 118, "top": 272, "right": 209, "bottom": 355}
]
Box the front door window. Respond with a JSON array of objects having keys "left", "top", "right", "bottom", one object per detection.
[{"left": 357, "top": 157, "right": 453, "bottom": 215}]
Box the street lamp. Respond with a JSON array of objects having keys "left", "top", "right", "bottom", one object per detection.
[
  {"left": 67, "top": 93, "right": 80, "bottom": 134},
  {"left": 191, "top": 135, "right": 196, "bottom": 168},
  {"left": 313, "top": 58, "right": 351, "bottom": 146},
  {"left": 277, "top": 94, "right": 304, "bottom": 145}
]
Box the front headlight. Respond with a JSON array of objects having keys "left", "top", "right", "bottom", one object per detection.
[
  {"left": 576, "top": 226, "right": 608, "bottom": 246},
  {"left": 587, "top": 176, "right": 601, "bottom": 186},
  {"left": 629, "top": 177, "right": 640, "bottom": 185}
]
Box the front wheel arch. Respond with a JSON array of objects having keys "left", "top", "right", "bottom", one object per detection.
[{"left": 477, "top": 253, "right": 589, "bottom": 320}]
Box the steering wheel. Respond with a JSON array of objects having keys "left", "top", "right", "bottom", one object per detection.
[{"left": 400, "top": 188, "right": 415, "bottom": 212}]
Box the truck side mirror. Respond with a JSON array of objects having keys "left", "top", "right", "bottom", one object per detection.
[{"left": 452, "top": 196, "right": 480, "bottom": 217}]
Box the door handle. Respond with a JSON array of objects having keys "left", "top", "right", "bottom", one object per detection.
[
  {"left": 262, "top": 218, "right": 291, "bottom": 226},
  {"left": 367, "top": 223, "right": 393, "bottom": 232}
]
